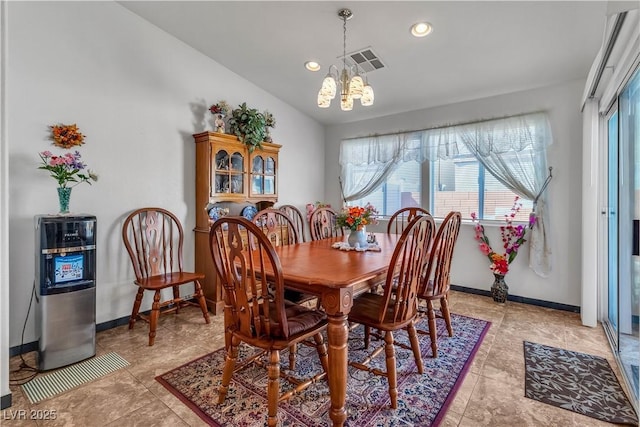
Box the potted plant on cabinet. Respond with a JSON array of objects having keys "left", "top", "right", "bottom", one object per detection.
[{"left": 228, "top": 103, "right": 266, "bottom": 152}]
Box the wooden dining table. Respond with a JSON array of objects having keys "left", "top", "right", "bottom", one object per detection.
[{"left": 257, "top": 232, "right": 402, "bottom": 427}]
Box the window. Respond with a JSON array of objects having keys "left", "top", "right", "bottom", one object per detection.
[
  {"left": 352, "top": 160, "right": 421, "bottom": 216},
  {"left": 431, "top": 145, "right": 534, "bottom": 220},
  {"left": 341, "top": 112, "right": 548, "bottom": 222}
]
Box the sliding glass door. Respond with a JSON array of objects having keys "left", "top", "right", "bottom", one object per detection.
[{"left": 605, "top": 66, "right": 639, "bottom": 405}]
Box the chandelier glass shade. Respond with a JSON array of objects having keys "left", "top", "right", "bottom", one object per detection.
[{"left": 317, "top": 9, "right": 374, "bottom": 111}]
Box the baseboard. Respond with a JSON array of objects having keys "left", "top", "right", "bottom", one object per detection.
[
  {"left": 9, "top": 304, "right": 191, "bottom": 357},
  {"left": 450, "top": 284, "right": 581, "bottom": 313},
  {"left": 1, "top": 393, "right": 11, "bottom": 410}
]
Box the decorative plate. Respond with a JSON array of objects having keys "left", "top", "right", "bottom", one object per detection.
[
  {"left": 208, "top": 207, "right": 225, "bottom": 221},
  {"left": 241, "top": 205, "right": 258, "bottom": 221}
]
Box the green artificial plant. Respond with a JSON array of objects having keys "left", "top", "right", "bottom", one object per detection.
[{"left": 228, "top": 102, "right": 266, "bottom": 152}]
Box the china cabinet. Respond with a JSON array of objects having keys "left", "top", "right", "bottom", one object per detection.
[{"left": 193, "top": 131, "right": 280, "bottom": 313}]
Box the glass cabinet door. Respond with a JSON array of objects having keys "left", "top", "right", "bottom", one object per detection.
[
  {"left": 214, "top": 149, "right": 244, "bottom": 195},
  {"left": 250, "top": 155, "right": 276, "bottom": 195}
]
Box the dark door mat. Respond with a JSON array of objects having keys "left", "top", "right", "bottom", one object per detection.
[{"left": 523, "top": 341, "right": 638, "bottom": 425}]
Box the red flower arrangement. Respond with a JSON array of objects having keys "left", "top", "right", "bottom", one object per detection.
[
  {"left": 336, "top": 203, "right": 379, "bottom": 231},
  {"left": 470, "top": 196, "right": 535, "bottom": 276}
]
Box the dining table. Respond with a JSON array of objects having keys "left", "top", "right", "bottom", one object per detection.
[{"left": 256, "top": 232, "right": 402, "bottom": 427}]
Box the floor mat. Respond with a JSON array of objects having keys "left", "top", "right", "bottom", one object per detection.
[
  {"left": 22, "top": 352, "right": 129, "bottom": 404},
  {"left": 523, "top": 341, "right": 638, "bottom": 425},
  {"left": 157, "top": 313, "right": 490, "bottom": 427}
]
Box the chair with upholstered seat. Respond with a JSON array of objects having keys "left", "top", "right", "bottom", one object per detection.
[
  {"left": 121, "top": 207, "right": 210, "bottom": 346},
  {"left": 309, "top": 207, "right": 343, "bottom": 240},
  {"left": 278, "top": 204, "right": 307, "bottom": 242},
  {"left": 387, "top": 206, "right": 431, "bottom": 234},
  {"left": 347, "top": 215, "right": 436, "bottom": 409},
  {"left": 253, "top": 208, "right": 318, "bottom": 369},
  {"left": 209, "top": 217, "right": 329, "bottom": 427},
  {"left": 417, "top": 211, "right": 462, "bottom": 358}
]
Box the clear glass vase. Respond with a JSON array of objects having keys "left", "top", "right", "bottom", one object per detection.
[{"left": 57, "top": 187, "right": 72, "bottom": 214}]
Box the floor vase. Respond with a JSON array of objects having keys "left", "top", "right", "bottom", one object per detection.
[
  {"left": 491, "top": 273, "right": 508, "bottom": 303},
  {"left": 57, "top": 187, "right": 72, "bottom": 214}
]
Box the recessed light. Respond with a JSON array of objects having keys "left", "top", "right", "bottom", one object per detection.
[
  {"left": 305, "top": 61, "right": 321, "bottom": 72},
  {"left": 411, "top": 22, "right": 433, "bottom": 37}
]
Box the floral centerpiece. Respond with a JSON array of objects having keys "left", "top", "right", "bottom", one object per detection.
[
  {"left": 471, "top": 196, "right": 536, "bottom": 302},
  {"left": 50, "top": 124, "right": 85, "bottom": 149},
  {"left": 336, "top": 203, "right": 379, "bottom": 231}
]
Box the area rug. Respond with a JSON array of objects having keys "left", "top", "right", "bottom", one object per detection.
[
  {"left": 22, "top": 352, "right": 129, "bottom": 404},
  {"left": 523, "top": 341, "right": 638, "bottom": 425},
  {"left": 157, "top": 313, "right": 490, "bottom": 426}
]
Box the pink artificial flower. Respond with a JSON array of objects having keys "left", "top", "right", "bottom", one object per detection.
[{"left": 479, "top": 242, "right": 491, "bottom": 255}]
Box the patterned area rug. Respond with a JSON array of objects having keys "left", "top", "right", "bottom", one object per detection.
[
  {"left": 157, "top": 313, "right": 489, "bottom": 426},
  {"left": 523, "top": 341, "right": 638, "bottom": 425}
]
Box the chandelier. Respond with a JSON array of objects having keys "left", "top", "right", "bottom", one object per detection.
[{"left": 317, "top": 8, "right": 374, "bottom": 111}]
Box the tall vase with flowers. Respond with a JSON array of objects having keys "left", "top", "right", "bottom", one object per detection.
[
  {"left": 471, "top": 196, "right": 536, "bottom": 303},
  {"left": 38, "top": 151, "right": 98, "bottom": 214},
  {"left": 336, "top": 203, "right": 379, "bottom": 248}
]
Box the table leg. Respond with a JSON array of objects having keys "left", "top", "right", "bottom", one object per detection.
[{"left": 326, "top": 313, "right": 349, "bottom": 427}]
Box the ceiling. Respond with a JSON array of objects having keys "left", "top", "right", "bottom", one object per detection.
[{"left": 119, "top": 1, "right": 610, "bottom": 125}]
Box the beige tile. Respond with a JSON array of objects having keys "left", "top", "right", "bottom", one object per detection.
[
  {"left": 448, "top": 371, "right": 479, "bottom": 415},
  {"left": 29, "top": 370, "right": 155, "bottom": 427},
  {"left": 103, "top": 399, "right": 190, "bottom": 427},
  {"left": 461, "top": 375, "right": 575, "bottom": 426},
  {"left": 6, "top": 290, "right": 622, "bottom": 426}
]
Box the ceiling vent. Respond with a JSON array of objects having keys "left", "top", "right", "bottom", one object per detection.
[{"left": 341, "top": 47, "right": 385, "bottom": 73}]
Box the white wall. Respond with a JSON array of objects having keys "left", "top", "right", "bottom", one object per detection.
[
  {"left": 5, "top": 1, "right": 325, "bottom": 348},
  {"left": 326, "top": 80, "right": 585, "bottom": 307}
]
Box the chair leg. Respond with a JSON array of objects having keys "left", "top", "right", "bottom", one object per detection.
[
  {"left": 441, "top": 294, "right": 453, "bottom": 337},
  {"left": 218, "top": 337, "right": 239, "bottom": 404},
  {"left": 288, "top": 344, "right": 297, "bottom": 371},
  {"left": 129, "top": 288, "right": 144, "bottom": 329},
  {"left": 407, "top": 321, "right": 424, "bottom": 374},
  {"left": 384, "top": 331, "right": 398, "bottom": 409},
  {"left": 194, "top": 280, "right": 210, "bottom": 324},
  {"left": 148, "top": 290, "right": 161, "bottom": 346},
  {"left": 313, "top": 332, "right": 329, "bottom": 374},
  {"left": 364, "top": 326, "right": 371, "bottom": 349},
  {"left": 267, "top": 350, "right": 280, "bottom": 427},
  {"left": 427, "top": 300, "right": 438, "bottom": 358},
  {"left": 172, "top": 286, "right": 180, "bottom": 313}
]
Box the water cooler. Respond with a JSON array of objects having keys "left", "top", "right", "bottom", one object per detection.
[{"left": 35, "top": 215, "right": 96, "bottom": 371}]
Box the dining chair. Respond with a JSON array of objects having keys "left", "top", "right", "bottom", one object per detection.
[
  {"left": 347, "top": 215, "right": 436, "bottom": 409},
  {"left": 309, "top": 206, "right": 343, "bottom": 240},
  {"left": 121, "top": 207, "right": 210, "bottom": 346},
  {"left": 387, "top": 206, "right": 431, "bottom": 234},
  {"left": 253, "top": 208, "right": 318, "bottom": 369},
  {"left": 417, "top": 211, "right": 462, "bottom": 358},
  {"left": 253, "top": 207, "right": 300, "bottom": 247},
  {"left": 209, "top": 217, "right": 329, "bottom": 427},
  {"left": 278, "top": 204, "right": 307, "bottom": 242}
]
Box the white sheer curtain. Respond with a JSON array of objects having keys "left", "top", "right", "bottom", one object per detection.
[
  {"left": 339, "top": 111, "right": 553, "bottom": 276},
  {"left": 455, "top": 112, "right": 553, "bottom": 277}
]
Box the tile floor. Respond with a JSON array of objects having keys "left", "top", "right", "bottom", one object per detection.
[{"left": 4, "top": 291, "right": 635, "bottom": 426}]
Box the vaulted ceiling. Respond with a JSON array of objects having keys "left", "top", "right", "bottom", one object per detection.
[{"left": 120, "top": 1, "right": 609, "bottom": 125}]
